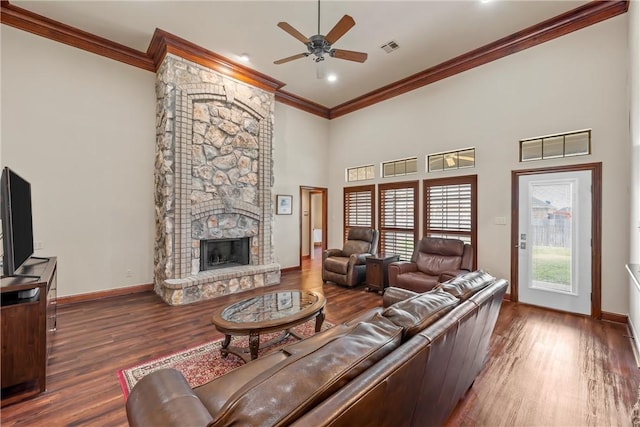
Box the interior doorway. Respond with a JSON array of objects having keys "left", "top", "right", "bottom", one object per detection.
[
  {"left": 511, "top": 163, "right": 602, "bottom": 317},
  {"left": 299, "top": 186, "right": 328, "bottom": 264}
]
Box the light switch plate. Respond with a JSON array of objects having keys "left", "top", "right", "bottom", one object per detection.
[{"left": 494, "top": 216, "right": 507, "bottom": 225}]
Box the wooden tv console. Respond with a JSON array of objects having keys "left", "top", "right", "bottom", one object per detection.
[{"left": 1, "top": 257, "right": 57, "bottom": 407}]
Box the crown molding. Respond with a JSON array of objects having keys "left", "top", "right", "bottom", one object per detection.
[
  {"left": 147, "top": 29, "right": 285, "bottom": 93},
  {"left": 0, "top": 1, "right": 154, "bottom": 71},
  {"left": 329, "top": 0, "right": 629, "bottom": 119},
  {"left": 275, "top": 90, "right": 331, "bottom": 119},
  {"left": 1, "top": 0, "right": 629, "bottom": 119}
]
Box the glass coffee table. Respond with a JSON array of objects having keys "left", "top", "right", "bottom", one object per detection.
[{"left": 211, "top": 290, "right": 326, "bottom": 363}]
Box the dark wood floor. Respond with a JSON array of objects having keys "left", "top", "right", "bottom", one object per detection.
[{"left": 1, "top": 251, "right": 638, "bottom": 426}]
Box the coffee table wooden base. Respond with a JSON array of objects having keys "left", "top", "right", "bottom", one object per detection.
[{"left": 219, "top": 309, "right": 325, "bottom": 363}]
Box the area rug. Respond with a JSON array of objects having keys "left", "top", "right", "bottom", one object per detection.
[{"left": 117, "top": 319, "right": 334, "bottom": 399}]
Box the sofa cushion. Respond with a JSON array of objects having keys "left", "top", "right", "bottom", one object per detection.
[
  {"left": 194, "top": 351, "right": 289, "bottom": 417},
  {"left": 281, "top": 308, "right": 384, "bottom": 356},
  {"left": 208, "top": 315, "right": 403, "bottom": 427},
  {"left": 381, "top": 288, "right": 459, "bottom": 340},
  {"left": 382, "top": 287, "right": 419, "bottom": 308},
  {"left": 437, "top": 270, "right": 495, "bottom": 301},
  {"left": 324, "top": 256, "right": 350, "bottom": 274}
]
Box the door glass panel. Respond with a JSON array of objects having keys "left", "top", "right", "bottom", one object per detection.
[{"left": 529, "top": 180, "right": 573, "bottom": 293}]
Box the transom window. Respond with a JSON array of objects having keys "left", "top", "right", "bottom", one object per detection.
[
  {"left": 382, "top": 157, "right": 418, "bottom": 178},
  {"left": 428, "top": 148, "right": 475, "bottom": 172},
  {"left": 520, "top": 129, "right": 591, "bottom": 162},
  {"left": 346, "top": 164, "right": 375, "bottom": 182}
]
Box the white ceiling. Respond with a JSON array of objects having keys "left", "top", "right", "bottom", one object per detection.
[{"left": 13, "top": 0, "right": 589, "bottom": 108}]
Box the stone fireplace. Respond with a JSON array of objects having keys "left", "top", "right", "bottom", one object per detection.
[{"left": 154, "top": 54, "right": 280, "bottom": 305}]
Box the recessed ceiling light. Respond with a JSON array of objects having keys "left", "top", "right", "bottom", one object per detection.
[
  {"left": 480, "top": 0, "right": 492, "bottom": 3},
  {"left": 327, "top": 74, "right": 337, "bottom": 83},
  {"left": 238, "top": 53, "right": 250, "bottom": 62}
]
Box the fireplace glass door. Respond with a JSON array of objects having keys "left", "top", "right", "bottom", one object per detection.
[{"left": 201, "top": 238, "right": 250, "bottom": 271}]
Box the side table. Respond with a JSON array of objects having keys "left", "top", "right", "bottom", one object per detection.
[{"left": 365, "top": 254, "right": 400, "bottom": 294}]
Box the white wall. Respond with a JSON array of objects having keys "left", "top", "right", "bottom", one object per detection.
[
  {"left": 1, "top": 26, "right": 156, "bottom": 297},
  {"left": 272, "top": 103, "right": 329, "bottom": 268},
  {"left": 328, "top": 16, "right": 630, "bottom": 315},
  {"left": 627, "top": 0, "right": 640, "bottom": 356}
]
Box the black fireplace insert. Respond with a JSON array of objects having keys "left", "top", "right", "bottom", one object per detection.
[{"left": 200, "top": 237, "right": 250, "bottom": 271}]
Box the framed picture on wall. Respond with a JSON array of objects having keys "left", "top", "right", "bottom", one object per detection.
[{"left": 276, "top": 194, "right": 293, "bottom": 215}]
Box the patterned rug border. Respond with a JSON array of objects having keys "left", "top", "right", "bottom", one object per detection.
[
  {"left": 117, "top": 319, "right": 334, "bottom": 399},
  {"left": 116, "top": 339, "right": 218, "bottom": 400}
]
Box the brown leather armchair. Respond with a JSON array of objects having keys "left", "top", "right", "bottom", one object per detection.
[
  {"left": 388, "top": 237, "right": 473, "bottom": 293},
  {"left": 322, "top": 228, "right": 379, "bottom": 287}
]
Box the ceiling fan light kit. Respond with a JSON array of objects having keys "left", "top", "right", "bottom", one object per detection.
[{"left": 274, "top": 0, "right": 367, "bottom": 66}]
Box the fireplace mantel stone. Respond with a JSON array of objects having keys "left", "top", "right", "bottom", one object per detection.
[{"left": 154, "top": 54, "right": 280, "bottom": 305}]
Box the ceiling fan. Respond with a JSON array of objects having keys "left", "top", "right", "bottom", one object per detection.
[{"left": 274, "top": 0, "right": 368, "bottom": 65}]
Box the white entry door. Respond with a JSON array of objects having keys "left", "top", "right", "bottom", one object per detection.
[{"left": 517, "top": 170, "right": 592, "bottom": 315}]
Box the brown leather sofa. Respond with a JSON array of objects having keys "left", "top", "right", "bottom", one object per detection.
[
  {"left": 126, "top": 271, "right": 507, "bottom": 427},
  {"left": 388, "top": 236, "right": 473, "bottom": 293},
  {"left": 322, "top": 227, "right": 379, "bottom": 287}
]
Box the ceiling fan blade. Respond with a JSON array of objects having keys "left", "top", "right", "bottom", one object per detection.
[
  {"left": 331, "top": 49, "right": 368, "bottom": 63},
  {"left": 277, "top": 22, "right": 310, "bottom": 44},
  {"left": 324, "top": 15, "right": 355, "bottom": 45},
  {"left": 274, "top": 53, "right": 309, "bottom": 65}
]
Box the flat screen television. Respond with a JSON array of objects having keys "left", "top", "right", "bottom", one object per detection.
[{"left": 1, "top": 167, "right": 34, "bottom": 277}]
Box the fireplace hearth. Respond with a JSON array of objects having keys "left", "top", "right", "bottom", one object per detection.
[{"left": 201, "top": 238, "right": 250, "bottom": 271}]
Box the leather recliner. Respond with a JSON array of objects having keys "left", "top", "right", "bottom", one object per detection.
[
  {"left": 322, "top": 228, "right": 379, "bottom": 287},
  {"left": 388, "top": 236, "right": 473, "bottom": 293}
]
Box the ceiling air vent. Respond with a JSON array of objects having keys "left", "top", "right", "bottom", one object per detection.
[{"left": 380, "top": 40, "right": 400, "bottom": 53}]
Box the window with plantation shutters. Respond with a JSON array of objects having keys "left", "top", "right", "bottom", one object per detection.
[
  {"left": 378, "top": 181, "right": 419, "bottom": 260},
  {"left": 423, "top": 175, "right": 477, "bottom": 268},
  {"left": 343, "top": 185, "right": 375, "bottom": 240}
]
